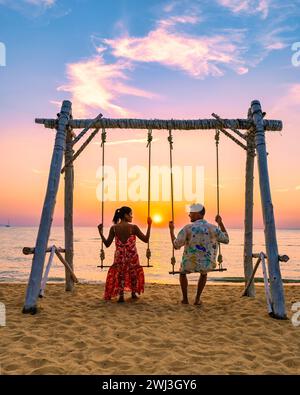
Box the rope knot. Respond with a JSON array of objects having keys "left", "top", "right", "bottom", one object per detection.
[
  {"left": 171, "top": 256, "right": 176, "bottom": 266},
  {"left": 100, "top": 249, "right": 105, "bottom": 261},
  {"left": 146, "top": 248, "right": 151, "bottom": 260},
  {"left": 215, "top": 129, "right": 220, "bottom": 144},
  {"left": 101, "top": 128, "right": 106, "bottom": 146},
  {"left": 146, "top": 129, "right": 153, "bottom": 147},
  {"left": 168, "top": 130, "right": 173, "bottom": 149}
]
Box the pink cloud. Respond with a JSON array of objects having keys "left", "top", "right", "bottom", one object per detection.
[
  {"left": 163, "top": 1, "right": 179, "bottom": 13},
  {"left": 57, "top": 55, "right": 158, "bottom": 117},
  {"left": 268, "top": 84, "right": 300, "bottom": 121},
  {"left": 218, "top": 0, "right": 270, "bottom": 19},
  {"left": 103, "top": 18, "right": 247, "bottom": 79},
  {"left": 0, "top": 0, "right": 55, "bottom": 7},
  {"left": 286, "top": 84, "right": 300, "bottom": 104},
  {"left": 25, "top": 0, "right": 55, "bottom": 6},
  {"left": 265, "top": 42, "right": 286, "bottom": 50}
]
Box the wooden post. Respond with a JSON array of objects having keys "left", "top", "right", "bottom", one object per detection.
[
  {"left": 241, "top": 256, "right": 261, "bottom": 297},
  {"left": 55, "top": 248, "right": 78, "bottom": 283},
  {"left": 39, "top": 246, "right": 56, "bottom": 298},
  {"left": 243, "top": 123, "right": 255, "bottom": 297},
  {"left": 251, "top": 100, "right": 286, "bottom": 319},
  {"left": 261, "top": 253, "right": 273, "bottom": 315},
  {"left": 23, "top": 100, "right": 72, "bottom": 314},
  {"left": 64, "top": 126, "right": 74, "bottom": 291}
]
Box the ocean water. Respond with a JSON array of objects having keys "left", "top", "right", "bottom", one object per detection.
[{"left": 0, "top": 227, "right": 299, "bottom": 285}]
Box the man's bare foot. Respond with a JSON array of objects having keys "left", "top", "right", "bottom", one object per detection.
[
  {"left": 194, "top": 299, "right": 203, "bottom": 306},
  {"left": 117, "top": 295, "right": 125, "bottom": 303},
  {"left": 181, "top": 299, "right": 189, "bottom": 304},
  {"left": 131, "top": 293, "right": 138, "bottom": 299}
]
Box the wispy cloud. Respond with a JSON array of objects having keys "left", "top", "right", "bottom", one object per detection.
[
  {"left": 163, "top": 1, "right": 180, "bottom": 13},
  {"left": 0, "top": 0, "right": 56, "bottom": 10},
  {"left": 103, "top": 16, "right": 248, "bottom": 79},
  {"left": 269, "top": 83, "right": 300, "bottom": 117},
  {"left": 286, "top": 84, "right": 300, "bottom": 104},
  {"left": 275, "top": 188, "right": 290, "bottom": 193},
  {"left": 217, "top": 0, "right": 270, "bottom": 19},
  {"left": 49, "top": 100, "right": 62, "bottom": 108},
  {"left": 58, "top": 55, "right": 159, "bottom": 117},
  {"left": 25, "top": 0, "right": 55, "bottom": 6},
  {"left": 57, "top": 1, "right": 297, "bottom": 117},
  {"left": 261, "top": 26, "right": 292, "bottom": 52},
  {"left": 32, "top": 168, "right": 46, "bottom": 175},
  {"left": 0, "top": 0, "right": 71, "bottom": 18}
]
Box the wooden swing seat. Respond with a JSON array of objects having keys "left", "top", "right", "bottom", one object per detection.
[{"left": 169, "top": 268, "right": 227, "bottom": 275}]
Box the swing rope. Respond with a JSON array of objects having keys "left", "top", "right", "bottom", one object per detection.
[
  {"left": 98, "top": 128, "right": 153, "bottom": 269},
  {"left": 100, "top": 128, "right": 106, "bottom": 269},
  {"left": 168, "top": 130, "right": 176, "bottom": 274},
  {"left": 146, "top": 130, "right": 152, "bottom": 266},
  {"left": 168, "top": 130, "right": 227, "bottom": 275},
  {"left": 215, "top": 129, "right": 223, "bottom": 271}
]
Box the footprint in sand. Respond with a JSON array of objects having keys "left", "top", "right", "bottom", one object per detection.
[
  {"left": 21, "top": 335, "right": 39, "bottom": 345},
  {"left": 30, "top": 365, "right": 66, "bottom": 375}
]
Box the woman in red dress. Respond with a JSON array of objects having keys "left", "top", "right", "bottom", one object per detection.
[{"left": 98, "top": 206, "right": 152, "bottom": 302}]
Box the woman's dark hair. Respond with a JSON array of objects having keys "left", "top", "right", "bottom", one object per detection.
[
  {"left": 112, "top": 206, "right": 132, "bottom": 224},
  {"left": 200, "top": 206, "right": 205, "bottom": 216}
]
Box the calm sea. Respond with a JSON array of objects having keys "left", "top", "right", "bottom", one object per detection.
[{"left": 0, "top": 227, "right": 299, "bottom": 284}]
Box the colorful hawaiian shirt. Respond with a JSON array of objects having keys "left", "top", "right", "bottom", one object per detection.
[{"left": 173, "top": 219, "right": 229, "bottom": 273}]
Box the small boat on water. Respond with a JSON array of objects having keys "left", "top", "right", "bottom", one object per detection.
[{"left": 5, "top": 220, "right": 10, "bottom": 228}]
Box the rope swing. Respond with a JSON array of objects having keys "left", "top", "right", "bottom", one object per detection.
[
  {"left": 99, "top": 128, "right": 108, "bottom": 269},
  {"left": 145, "top": 129, "right": 153, "bottom": 267},
  {"left": 98, "top": 129, "right": 153, "bottom": 269},
  {"left": 168, "top": 130, "right": 227, "bottom": 274},
  {"left": 168, "top": 130, "right": 176, "bottom": 275},
  {"left": 215, "top": 129, "right": 227, "bottom": 272}
]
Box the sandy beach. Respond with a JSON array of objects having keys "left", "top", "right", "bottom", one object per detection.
[{"left": 0, "top": 283, "right": 300, "bottom": 375}]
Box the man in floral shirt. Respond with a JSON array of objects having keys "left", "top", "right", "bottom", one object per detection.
[{"left": 169, "top": 203, "right": 229, "bottom": 305}]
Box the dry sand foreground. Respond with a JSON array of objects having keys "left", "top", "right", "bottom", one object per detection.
[{"left": 0, "top": 283, "right": 300, "bottom": 375}]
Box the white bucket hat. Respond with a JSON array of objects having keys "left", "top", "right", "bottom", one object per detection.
[{"left": 186, "top": 203, "right": 204, "bottom": 213}]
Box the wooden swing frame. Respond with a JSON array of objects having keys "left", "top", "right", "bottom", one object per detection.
[{"left": 22, "top": 99, "right": 287, "bottom": 319}]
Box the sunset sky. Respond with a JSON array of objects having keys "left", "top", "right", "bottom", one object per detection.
[{"left": 0, "top": 0, "right": 299, "bottom": 229}]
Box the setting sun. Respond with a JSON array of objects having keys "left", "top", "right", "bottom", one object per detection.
[{"left": 152, "top": 214, "right": 163, "bottom": 224}]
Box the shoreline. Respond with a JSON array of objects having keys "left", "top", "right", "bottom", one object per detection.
[{"left": 1, "top": 278, "right": 300, "bottom": 285}]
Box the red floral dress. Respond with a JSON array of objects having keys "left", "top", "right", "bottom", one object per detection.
[{"left": 104, "top": 228, "right": 145, "bottom": 300}]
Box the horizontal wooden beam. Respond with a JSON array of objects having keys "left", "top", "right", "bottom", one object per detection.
[
  {"left": 23, "top": 246, "right": 65, "bottom": 255},
  {"left": 35, "top": 117, "right": 283, "bottom": 131},
  {"left": 252, "top": 253, "right": 289, "bottom": 262}
]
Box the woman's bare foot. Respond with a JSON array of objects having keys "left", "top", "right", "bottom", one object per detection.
[
  {"left": 181, "top": 299, "right": 189, "bottom": 304},
  {"left": 131, "top": 292, "right": 138, "bottom": 299},
  {"left": 117, "top": 295, "right": 125, "bottom": 303}
]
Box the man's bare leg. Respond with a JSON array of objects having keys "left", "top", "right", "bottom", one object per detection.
[
  {"left": 180, "top": 273, "right": 189, "bottom": 304},
  {"left": 194, "top": 273, "right": 207, "bottom": 305}
]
